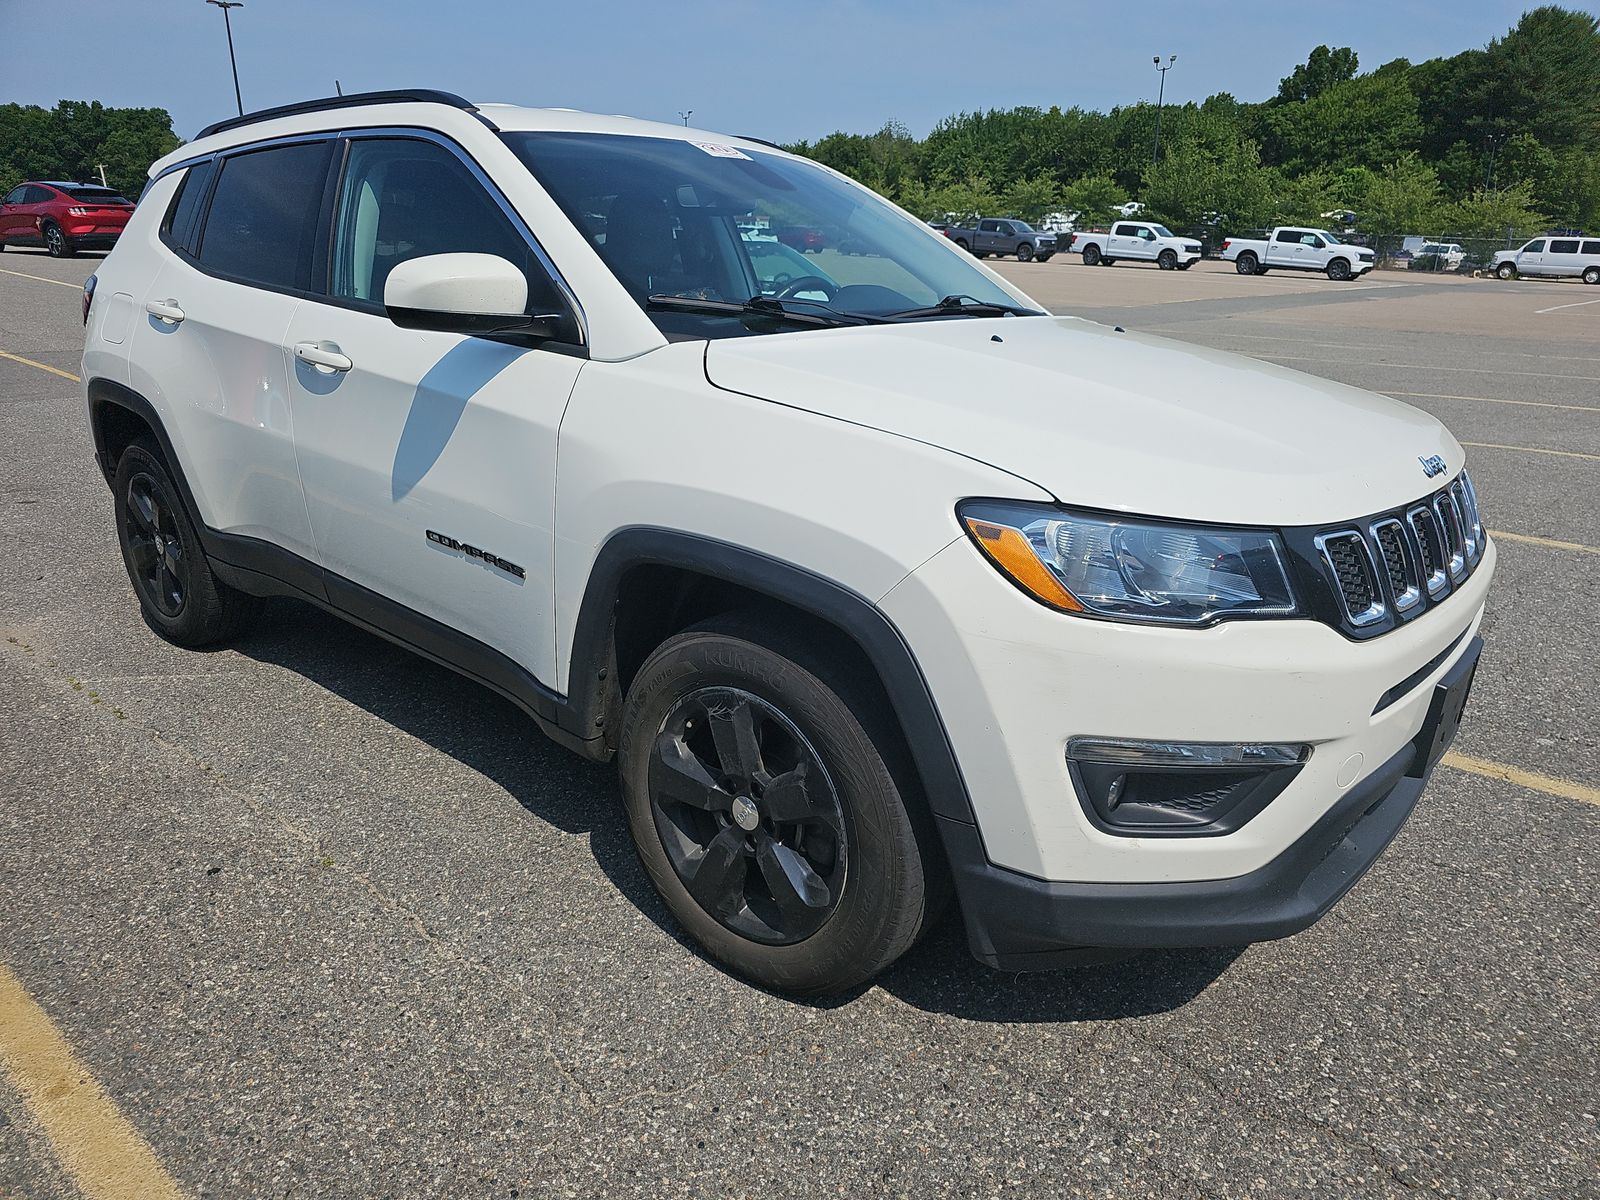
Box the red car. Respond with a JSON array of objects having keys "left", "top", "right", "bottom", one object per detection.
[
  {"left": 0, "top": 180, "right": 135, "bottom": 257},
  {"left": 776, "top": 225, "right": 827, "bottom": 253}
]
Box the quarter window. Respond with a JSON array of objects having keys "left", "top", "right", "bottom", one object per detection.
[
  {"left": 163, "top": 161, "right": 215, "bottom": 256},
  {"left": 2, "top": 187, "right": 25, "bottom": 206},
  {"left": 330, "top": 137, "right": 563, "bottom": 313},
  {"left": 1582, "top": 241, "right": 1600, "bottom": 255},
  {"left": 197, "top": 141, "right": 332, "bottom": 291}
]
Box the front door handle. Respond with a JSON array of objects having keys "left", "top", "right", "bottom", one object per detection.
[
  {"left": 293, "top": 341, "right": 353, "bottom": 374},
  {"left": 145, "top": 298, "right": 184, "bottom": 324}
]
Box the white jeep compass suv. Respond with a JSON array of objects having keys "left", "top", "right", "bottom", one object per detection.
[{"left": 83, "top": 91, "right": 1493, "bottom": 993}]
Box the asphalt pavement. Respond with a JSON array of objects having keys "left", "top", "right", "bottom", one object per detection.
[{"left": 1, "top": 249, "right": 1596, "bottom": 1199}]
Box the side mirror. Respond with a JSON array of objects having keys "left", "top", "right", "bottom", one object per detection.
[{"left": 384, "top": 253, "right": 565, "bottom": 338}]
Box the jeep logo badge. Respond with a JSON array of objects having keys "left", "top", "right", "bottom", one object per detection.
[{"left": 1419, "top": 454, "right": 1447, "bottom": 478}]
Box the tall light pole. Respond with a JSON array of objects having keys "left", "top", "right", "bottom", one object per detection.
[
  {"left": 1151, "top": 54, "right": 1176, "bottom": 165},
  {"left": 677, "top": 110, "right": 693, "bottom": 127},
  {"left": 207, "top": 0, "right": 245, "bottom": 117}
]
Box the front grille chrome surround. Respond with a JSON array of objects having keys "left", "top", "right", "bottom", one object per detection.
[
  {"left": 1406, "top": 504, "right": 1450, "bottom": 598},
  {"left": 1371, "top": 518, "right": 1422, "bottom": 613},
  {"left": 1314, "top": 530, "right": 1387, "bottom": 627},
  {"left": 1434, "top": 490, "right": 1468, "bottom": 581}
]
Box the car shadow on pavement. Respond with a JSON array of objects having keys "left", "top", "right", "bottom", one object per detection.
[{"left": 234, "top": 597, "right": 1241, "bottom": 1023}]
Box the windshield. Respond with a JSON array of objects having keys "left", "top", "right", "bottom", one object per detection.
[
  {"left": 504, "top": 132, "right": 1027, "bottom": 337},
  {"left": 1149, "top": 224, "right": 1174, "bottom": 238},
  {"left": 1009, "top": 219, "right": 1034, "bottom": 231},
  {"left": 1316, "top": 229, "right": 1342, "bottom": 244}
]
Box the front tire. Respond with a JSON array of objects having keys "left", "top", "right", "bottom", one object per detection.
[
  {"left": 1496, "top": 262, "right": 1517, "bottom": 280},
  {"left": 1326, "top": 257, "right": 1352, "bottom": 281},
  {"left": 619, "top": 617, "right": 939, "bottom": 995},
  {"left": 43, "top": 222, "right": 76, "bottom": 258},
  {"left": 1015, "top": 242, "right": 1034, "bottom": 262},
  {"left": 1157, "top": 249, "right": 1177, "bottom": 270},
  {"left": 113, "top": 437, "right": 254, "bottom": 647}
]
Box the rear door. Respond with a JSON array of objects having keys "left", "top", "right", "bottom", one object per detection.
[
  {"left": 124, "top": 142, "right": 330, "bottom": 563},
  {"left": 281, "top": 132, "right": 585, "bottom": 684},
  {"left": 0, "top": 185, "right": 27, "bottom": 242},
  {"left": 976, "top": 219, "right": 1001, "bottom": 253},
  {"left": 1267, "top": 229, "right": 1306, "bottom": 268}
]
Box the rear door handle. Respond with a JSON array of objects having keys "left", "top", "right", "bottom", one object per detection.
[
  {"left": 145, "top": 299, "right": 184, "bottom": 324},
  {"left": 293, "top": 341, "right": 353, "bottom": 374}
]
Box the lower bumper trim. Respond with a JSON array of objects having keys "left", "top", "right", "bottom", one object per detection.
[{"left": 942, "top": 744, "right": 1422, "bottom": 971}]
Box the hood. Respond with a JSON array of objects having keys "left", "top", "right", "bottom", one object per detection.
[{"left": 704, "top": 317, "right": 1462, "bottom": 527}]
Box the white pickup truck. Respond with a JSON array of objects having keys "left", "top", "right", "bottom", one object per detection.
[
  {"left": 1222, "top": 227, "right": 1375, "bottom": 281},
  {"left": 1070, "top": 221, "right": 1202, "bottom": 270}
]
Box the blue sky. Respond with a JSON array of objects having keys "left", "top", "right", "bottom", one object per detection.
[{"left": 4, "top": 1, "right": 1578, "bottom": 143}]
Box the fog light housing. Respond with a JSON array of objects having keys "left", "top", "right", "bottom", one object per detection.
[{"left": 1067, "top": 738, "right": 1310, "bottom": 837}]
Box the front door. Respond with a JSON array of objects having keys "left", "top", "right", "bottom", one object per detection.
[{"left": 283, "top": 134, "right": 585, "bottom": 685}]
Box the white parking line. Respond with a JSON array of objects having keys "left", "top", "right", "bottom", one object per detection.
[
  {"left": 1385, "top": 390, "right": 1599, "bottom": 413},
  {"left": 1141, "top": 328, "right": 1600, "bottom": 365},
  {"left": 1535, "top": 296, "right": 1600, "bottom": 314}
]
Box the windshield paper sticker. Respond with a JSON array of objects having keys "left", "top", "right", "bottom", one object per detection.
[{"left": 690, "top": 141, "right": 752, "bottom": 160}]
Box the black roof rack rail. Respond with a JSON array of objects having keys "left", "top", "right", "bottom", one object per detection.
[
  {"left": 194, "top": 89, "right": 491, "bottom": 141},
  {"left": 737, "top": 135, "right": 789, "bottom": 152}
]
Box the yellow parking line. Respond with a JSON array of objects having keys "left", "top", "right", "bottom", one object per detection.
[
  {"left": 1488, "top": 529, "right": 1600, "bottom": 555},
  {"left": 0, "top": 349, "right": 80, "bottom": 382},
  {"left": 0, "top": 965, "right": 186, "bottom": 1200},
  {"left": 1385, "top": 390, "right": 1599, "bottom": 414},
  {"left": 1442, "top": 753, "right": 1600, "bottom": 807},
  {"left": 1262, "top": 353, "right": 1600, "bottom": 382},
  {"left": 1462, "top": 441, "right": 1600, "bottom": 462},
  {"left": 0, "top": 266, "right": 83, "bottom": 289}
]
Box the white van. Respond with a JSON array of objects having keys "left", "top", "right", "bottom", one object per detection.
[{"left": 1493, "top": 236, "right": 1600, "bottom": 283}]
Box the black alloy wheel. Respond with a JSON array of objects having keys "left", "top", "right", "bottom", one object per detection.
[
  {"left": 121, "top": 472, "right": 187, "bottom": 618},
  {"left": 647, "top": 686, "right": 846, "bottom": 945},
  {"left": 1327, "top": 257, "right": 1352, "bottom": 281},
  {"left": 1016, "top": 242, "right": 1034, "bottom": 262},
  {"left": 1082, "top": 244, "right": 1101, "bottom": 266},
  {"left": 1158, "top": 249, "right": 1177, "bottom": 270},
  {"left": 1236, "top": 253, "right": 1257, "bottom": 274}
]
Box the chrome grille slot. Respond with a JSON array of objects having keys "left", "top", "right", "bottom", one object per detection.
[
  {"left": 1407, "top": 504, "right": 1449, "bottom": 597},
  {"left": 1315, "top": 531, "right": 1385, "bottom": 626},
  {"left": 1435, "top": 491, "right": 1467, "bottom": 581},
  {"left": 1372, "top": 518, "right": 1420, "bottom": 612}
]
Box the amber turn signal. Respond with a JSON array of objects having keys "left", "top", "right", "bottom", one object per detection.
[{"left": 963, "top": 517, "right": 1085, "bottom": 612}]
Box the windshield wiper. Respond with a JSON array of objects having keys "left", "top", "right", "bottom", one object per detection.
[
  {"left": 646, "top": 294, "right": 874, "bottom": 328},
  {"left": 883, "top": 294, "right": 1043, "bottom": 320}
]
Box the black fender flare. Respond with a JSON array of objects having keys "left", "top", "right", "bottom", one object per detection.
[{"left": 566, "top": 527, "right": 979, "bottom": 826}]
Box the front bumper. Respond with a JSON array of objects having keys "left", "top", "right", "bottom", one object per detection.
[{"left": 942, "top": 637, "right": 1479, "bottom": 968}]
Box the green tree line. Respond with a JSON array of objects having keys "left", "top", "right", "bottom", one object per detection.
[
  {"left": 0, "top": 101, "right": 181, "bottom": 199},
  {"left": 786, "top": 6, "right": 1600, "bottom": 238}
]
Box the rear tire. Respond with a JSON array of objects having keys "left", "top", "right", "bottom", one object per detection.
[
  {"left": 1016, "top": 242, "right": 1034, "bottom": 262},
  {"left": 1081, "top": 244, "right": 1101, "bottom": 266},
  {"left": 113, "top": 437, "right": 254, "bottom": 647},
  {"left": 1158, "top": 249, "right": 1177, "bottom": 271},
  {"left": 1037, "top": 252, "right": 1054, "bottom": 263},
  {"left": 1583, "top": 266, "right": 1600, "bottom": 285},
  {"left": 1235, "top": 252, "right": 1258, "bottom": 275},
  {"left": 619, "top": 615, "right": 941, "bottom": 995},
  {"left": 954, "top": 239, "right": 971, "bottom": 254},
  {"left": 1496, "top": 262, "right": 1517, "bottom": 280},
  {"left": 43, "top": 222, "right": 76, "bottom": 258}
]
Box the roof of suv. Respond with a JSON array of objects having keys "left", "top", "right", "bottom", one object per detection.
[{"left": 158, "top": 89, "right": 785, "bottom": 178}]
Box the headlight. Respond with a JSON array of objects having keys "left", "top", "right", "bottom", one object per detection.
[{"left": 959, "top": 500, "right": 1298, "bottom": 626}]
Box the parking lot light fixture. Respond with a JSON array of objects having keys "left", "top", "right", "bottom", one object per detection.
[
  {"left": 1152, "top": 54, "right": 1176, "bottom": 165},
  {"left": 207, "top": 0, "right": 245, "bottom": 117}
]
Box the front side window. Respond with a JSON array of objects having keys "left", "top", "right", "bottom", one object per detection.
[
  {"left": 504, "top": 132, "right": 1025, "bottom": 337},
  {"left": 330, "top": 137, "right": 565, "bottom": 316},
  {"left": 197, "top": 141, "right": 332, "bottom": 291},
  {"left": 1301, "top": 234, "right": 1324, "bottom": 247},
  {"left": 1524, "top": 240, "right": 1546, "bottom": 253}
]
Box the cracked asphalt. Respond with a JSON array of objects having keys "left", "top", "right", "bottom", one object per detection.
[{"left": 1, "top": 250, "right": 1596, "bottom": 1198}]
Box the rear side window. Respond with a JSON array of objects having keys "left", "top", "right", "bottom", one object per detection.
[
  {"left": 1549, "top": 239, "right": 1579, "bottom": 254},
  {"left": 1275, "top": 229, "right": 1302, "bottom": 243},
  {"left": 197, "top": 141, "right": 332, "bottom": 291},
  {"left": 162, "top": 161, "right": 215, "bottom": 256},
  {"left": 1584, "top": 241, "right": 1600, "bottom": 255}
]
